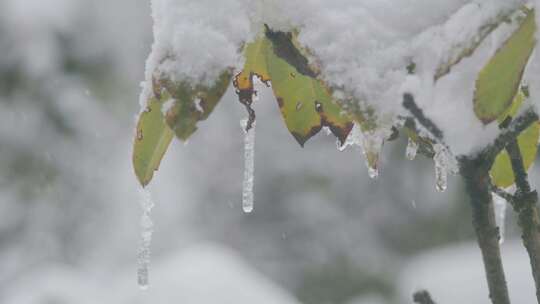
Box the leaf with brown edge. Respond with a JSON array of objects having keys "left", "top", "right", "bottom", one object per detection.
[
  {"left": 133, "top": 90, "right": 174, "bottom": 187},
  {"left": 474, "top": 9, "right": 536, "bottom": 124},
  {"left": 160, "top": 71, "right": 232, "bottom": 141},
  {"left": 233, "top": 36, "right": 271, "bottom": 131},
  {"left": 264, "top": 27, "right": 353, "bottom": 147}
]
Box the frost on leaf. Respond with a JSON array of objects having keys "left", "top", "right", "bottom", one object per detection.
[
  {"left": 133, "top": 85, "right": 174, "bottom": 187},
  {"left": 474, "top": 9, "right": 537, "bottom": 124},
  {"left": 434, "top": 7, "right": 518, "bottom": 81},
  {"left": 263, "top": 28, "right": 353, "bottom": 147},
  {"left": 161, "top": 71, "right": 232, "bottom": 141}
]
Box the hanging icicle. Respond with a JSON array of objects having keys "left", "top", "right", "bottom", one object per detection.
[
  {"left": 337, "top": 123, "right": 362, "bottom": 152},
  {"left": 361, "top": 129, "right": 386, "bottom": 180},
  {"left": 433, "top": 144, "right": 458, "bottom": 192},
  {"left": 241, "top": 119, "right": 256, "bottom": 213},
  {"left": 137, "top": 187, "right": 155, "bottom": 290},
  {"left": 405, "top": 138, "right": 418, "bottom": 160}
]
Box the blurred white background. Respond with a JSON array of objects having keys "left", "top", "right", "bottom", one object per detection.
[{"left": 0, "top": 1, "right": 538, "bottom": 303}]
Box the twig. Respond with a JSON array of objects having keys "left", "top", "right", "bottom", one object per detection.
[
  {"left": 460, "top": 156, "right": 512, "bottom": 304},
  {"left": 403, "top": 93, "right": 514, "bottom": 304},
  {"left": 413, "top": 290, "right": 437, "bottom": 304},
  {"left": 506, "top": 139, "right": 540, "bottom": 303},
  {"left": 402, "top": 93, "right": 444, "bottom": 140},
  {"left": 481, "top": 110, "right": 539, "bottom": 172},
  {"left": 489, "top": 184, "right": 517, "bottom": 208}
]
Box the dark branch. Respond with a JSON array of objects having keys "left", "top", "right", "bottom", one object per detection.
[
  {"left": 403, "top": 117, "right": 435, "bottom": 158},
  {"left": 506, "top": 137, "right": 540, "bottom": 302},
  {"left": 413, "top": 290, "right": 437, "bottom": 304},
  {"left": 402, "top": 93, "right": 444, "bottom": 140},
  {"left": 506, "top": 139, "right": 532, "bottom": 195},
  {"left": 480, "top": 109, "right": 539, "bottom": 173}
]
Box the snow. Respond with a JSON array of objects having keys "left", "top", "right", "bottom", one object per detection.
[
  {"left": 142, "top": 0, "right": 538, "bottom": 158},
  {"left": 140, "top": 0, "right": 253, "bottom": 109},
  {"left": 161, "top": 98, "right": 175, "bottom": 116},
  {"left": 492, "top": 191, "right": 508, "bottom": 244},
  {"left": 241, "top": 119, "right": 256, "bottom": 213},
  {"left": 291, "top": 0, "right": 524, "bottom": 156}
]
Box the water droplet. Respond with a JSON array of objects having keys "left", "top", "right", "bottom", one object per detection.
[
  {"left": 368, "top": 166, "right": 379, "bottom": 179},
  {"left": 315, "top": 101, "right": 323, "bottom": 112},
  {"left": 194, "top": 98, "right": 204, "bottom": 112}
]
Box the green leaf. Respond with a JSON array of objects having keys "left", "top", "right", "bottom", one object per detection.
[
  {"left": 133, "top": 90, "right": 174, "bottom": 187},
  {"left": 434, "top": 8, "right": 517, "bottom": 81},
  {"left": 161, "top": 71, "right": 232, "bottom": 140},
  {"left": 234, "top": 36, "right": 271, "bottom": 102},
  {"left": 264, "top": 29, "right": 353, "bottom": 146},
  {"left": 497, "top": 87, "right": 526, "bottom": 125},
  {"left": 233, "top": 36, "right": 272, "bottom": 131},
  {"left": 474, "top": 9, "right": 536, "bottom": 124},
  {"left": 490, "top": 121, "right": 540, "bottom": 188}
]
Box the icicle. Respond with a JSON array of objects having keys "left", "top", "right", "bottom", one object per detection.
[
  {"left": 433, "top": 144, "right": 458, "bottom": 192},
  {"left": 361, "top": 129, "right": 386, "bottom": 180},
  {"left": 492, "top": 191, "right": 507, "bottom": 244},
  {"left": 337, "top": 124, "right": 388, "bottom": 179},
  {"left": 405, "top": 138, "right": 418, "bottom": 160},
  {"left": 337, "top": 123, "right": 363, "bottom": 152},
  {"left": 137, "top": 188, "right": 155, "bottom": 290},
  {"left": 240, "top": 119, "right": 256, "bottom": 213}
]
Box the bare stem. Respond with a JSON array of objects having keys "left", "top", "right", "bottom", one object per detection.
[
  {"left": 506, "top": 139, "right": 540, "bottom": 303},
  {"left": 460, "top": 157, "right": 511, "bottom": 304},
  {"left": 403, "top": 93, "right": 515, "bottom": 304}
]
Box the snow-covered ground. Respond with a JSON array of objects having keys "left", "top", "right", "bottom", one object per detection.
[
  {"left": 399, "top": 240, "right": 536, "bottom": 303},
  {"left": 4, "top": 243, "right": 300, "bottom": 304}
]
